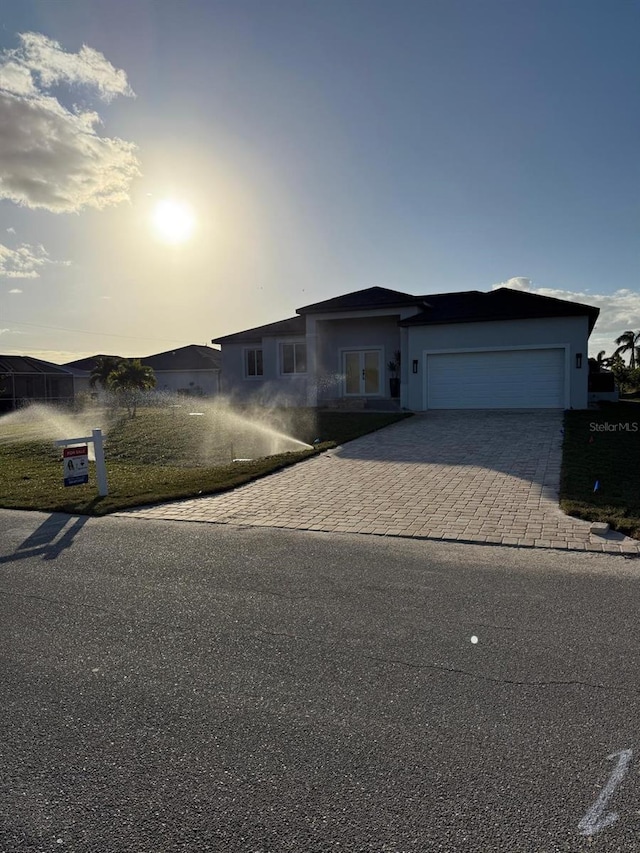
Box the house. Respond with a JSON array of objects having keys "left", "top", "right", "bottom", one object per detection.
[
  {"left": 0, "top": 355, "right": 75, "bottom": 413},
  {"left": 587, "top": 358, "right": 619, "bottom": 405},
  {"left": 63, "top": 353, "right": 124, "bottom": 396},
  {"left": 64, "top": 345, "right": 222, "bottom": 397},
  {"left": 212, "top": 286, "right": 600, "bottom": 410},
  {"left": 139, "top": 345, "right": 221, "bottom": 396}
]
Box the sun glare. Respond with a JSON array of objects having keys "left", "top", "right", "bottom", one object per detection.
[{"left": 151, "top": 199, "right": 195, "bottom": 244}]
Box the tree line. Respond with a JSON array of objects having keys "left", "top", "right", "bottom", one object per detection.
[{"left": 592, "top": 330, "right": 640, "bottom": 393}]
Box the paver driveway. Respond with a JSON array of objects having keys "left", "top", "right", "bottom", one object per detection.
[{"left": 121, "top": 410, "right": 640, "bottom": 554}]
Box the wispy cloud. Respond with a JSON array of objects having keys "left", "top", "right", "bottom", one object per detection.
[
  {"left": 0, "top": 32, "right": 139, "bottom": 212},
  {"left": 0, "top": 241, "right": 67, "bottom": 279},
  {"left": 6, "top": 227, "right": 15, "bottom": 234},
  {"left": 493, "top": 277, "right": 640, "bottom": 354},
  {"left": 8, "top": 288, "right": 22, "bottom": 294}
]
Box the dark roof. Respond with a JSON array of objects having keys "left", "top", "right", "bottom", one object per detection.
[
  {"left": 400, "top": 287, "right": 600, "bottom": 332},
  {"left": 65, "top": 347, "right": 221, "bottom": 373},
  {"left": 0, "top": 355, "right": 74, "bottom": 375},
  {"left": 297, "top": 286, "right": 426, "bottom": 314},
  {"left": 212, "top": 286, "right": 600, "bottom": 345},
  {"left": 140, "top": 345, "right": 221, "bottom": 372},
  {"left": 213, "top": 316, "right": 306, "bottom": 345},
  {"left": 63, "top": 354, "right": 123, "bottom": 371}
]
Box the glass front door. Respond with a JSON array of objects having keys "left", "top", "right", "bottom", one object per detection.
[{"left": 343, "top": 350, "right": 381, "bottom": 396}]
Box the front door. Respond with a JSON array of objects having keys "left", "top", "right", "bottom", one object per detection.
[{"left": 343, "top": 350, "right": 381, "bottom": 396}]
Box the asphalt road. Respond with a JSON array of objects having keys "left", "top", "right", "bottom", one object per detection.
[{"left": 2, "top": 509, "right": 640, "bottom": 852}]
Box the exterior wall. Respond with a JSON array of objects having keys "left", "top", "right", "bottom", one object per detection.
[
  {"left": 71, "top": 370, "right": 220, "bottom": 398},
  {"left": 405, "top": 316, "right": 590, "bottom": 410},
  {"left": 315, "top": 316, "right": 402, "bottom": 402},
  {"left": 154, "top": 370, "right": 220, "bottom": 396},
  {"left": 305, "top": 306, "right": 421, "bottom": 405},
  {"left": 220, "top": 310, "right": 592, "bottom": 410},
  {"left": 220, "top": 338, "right": 308, "bottom": 405}
]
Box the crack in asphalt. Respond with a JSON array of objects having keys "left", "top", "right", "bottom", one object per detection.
[
  {"left": 0, "top": 588, "right": 630, "bottom": 693},
  {"left": 360, "top": 653, "right": 620, "bottom": 690}
]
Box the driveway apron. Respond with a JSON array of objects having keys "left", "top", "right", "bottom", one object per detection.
[{"left": 120, "top": 411, "right": 640, "bottom": 554}]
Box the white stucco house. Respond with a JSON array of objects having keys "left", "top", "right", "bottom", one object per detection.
[{"left": 212, "top": 286, "right": 600, "bottom": 410}]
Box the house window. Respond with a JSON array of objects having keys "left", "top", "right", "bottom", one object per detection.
[
  {"left": 245, "top": 348, "right": 263, "bottom": 378},
  {"left": 280, "top": 342, "right": 307, "bottom": 374}
]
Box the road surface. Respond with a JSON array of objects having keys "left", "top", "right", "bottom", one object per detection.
[{"left": 1, "top": 509, "right": 640, "bottom": 852}]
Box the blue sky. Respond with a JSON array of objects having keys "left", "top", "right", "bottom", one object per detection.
[{"left": 0, "top": 0, "right": 638, "bottom": 361}]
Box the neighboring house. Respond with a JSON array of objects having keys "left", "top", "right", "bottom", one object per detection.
[
  {"left": 587, "top": 360, "right": 619, "bottom": 405},
  {"left": 213, "top": 286, "right": 600, "bottom": 410},
  {"left": 0, "top": 355, "right": 75, "bottom": 413},
  {"left": 139, "top": 345, "right": 221, "bottom": 396},
  {"left": 64, "top": 345, "right": 222, "bottom": 397},
  {"left": 63, "top": 354, "right": 124, "bottom": 396}
]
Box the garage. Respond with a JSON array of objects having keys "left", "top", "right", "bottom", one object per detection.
[{"left": 425, "top": 347, "right": 566, "bottom": 409}]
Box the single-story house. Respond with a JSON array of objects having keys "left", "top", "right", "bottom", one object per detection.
[
  {"left": 65, "top": 345, "right": 222, "bottom": 397},
  {"left": 0, "top": 355, "right": 75, "bottom": 413},
  {"left": 140, "top": 345, "right": 221, "bottom": 396},
  {"left": 212, "top": 286, "right": 599, "bottom": 410},
  {"left": 63, "top": 353, "right": 124, "bottom": 396}
]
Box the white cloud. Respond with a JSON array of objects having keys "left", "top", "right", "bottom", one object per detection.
[
  {"left": 493, "top": 277, "right": 640, "bottom": 356},
  {"left": 0, "top": 241, "right": 67, "bottom": 278},
  {"left": 0, "top": 32, "right": 139, "bottom": 213},
  {"left": 8, "top": 288, "right": 22, "bottom": 294},
  {"left": 6, "top": 227, "right": 15, "bottom": 234},
  {"left": 14, "top": 33, "right": 134, "bottom": 100}
]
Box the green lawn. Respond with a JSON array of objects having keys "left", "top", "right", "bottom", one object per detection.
[
  {"left": 4, "top": 401, "right": 637, "bottom": 539},
  {"left": 560, "top": 402, "right": 640, "bottom": 539},
  {"left": 0, "top": 406, "right": 410, "bottom": 515}
]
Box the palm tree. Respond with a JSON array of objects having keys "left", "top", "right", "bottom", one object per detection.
[
  {"left": 107, "top": 359, "right": 156, "bottom": 417},
  {"left": 614, "top": 331, "right": 640, "bottom": 370},
  {"left": 89, "top": 356, "right": 123, "bottom": 390}
]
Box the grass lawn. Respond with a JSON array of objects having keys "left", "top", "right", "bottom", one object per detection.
[
  {"left": 561, "top": 401, "right": 640, "bottom": 539},
  {"left": 0, "top": 406, "right": 411, "bottom": 515}
]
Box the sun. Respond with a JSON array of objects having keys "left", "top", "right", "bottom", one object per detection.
[{"left": 151, "top": 199, "right": 195, "bottom": 244}]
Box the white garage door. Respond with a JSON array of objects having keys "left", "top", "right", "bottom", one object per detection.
[{"left": 426, "top": 348, "right": 566, "bottom": 409}]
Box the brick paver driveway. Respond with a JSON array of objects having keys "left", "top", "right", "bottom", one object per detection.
[{"left": 121, "top": 411, "right": 640, "bottom": 554}]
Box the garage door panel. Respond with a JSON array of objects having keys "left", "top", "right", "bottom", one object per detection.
[{"left": 426, "top": 349, "right": 565, "bottom": 409}]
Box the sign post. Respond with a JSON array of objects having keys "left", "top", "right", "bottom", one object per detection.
[{"left": 55, "top": 428, "right": 108, "bottom": 497}]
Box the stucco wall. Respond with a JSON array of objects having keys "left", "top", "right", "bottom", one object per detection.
[
  {"left": 315, "top": 316, "right": 402, "bottom": 401},
  {"left": 405, "top": 316, "right": 590, "bottom": 410},
  {"left": 221, "top": 339, "right": 308, "bottom": 405},
  {"left": 154, "top": 370, "right": 220, "bottom": 396}
]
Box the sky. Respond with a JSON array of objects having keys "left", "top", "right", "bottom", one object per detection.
[{"left": 0, "top": 0, "right": 638, "bottom": 363}]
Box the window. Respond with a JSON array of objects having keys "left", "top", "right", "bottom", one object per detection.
[
  {"left": 245, "top": 348, "right": 263, "bottom": 378},
  {"left": 280, "top": 342, "right": 307, "bottom": 374}
]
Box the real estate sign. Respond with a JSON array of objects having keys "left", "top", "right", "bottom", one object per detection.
[{"left": 63, "top": 445, "right": 89, "bottom": 487}]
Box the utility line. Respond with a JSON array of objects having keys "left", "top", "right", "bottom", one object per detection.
[{"left": 2, "top": 318, "right": 200, "bottom": 346}]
